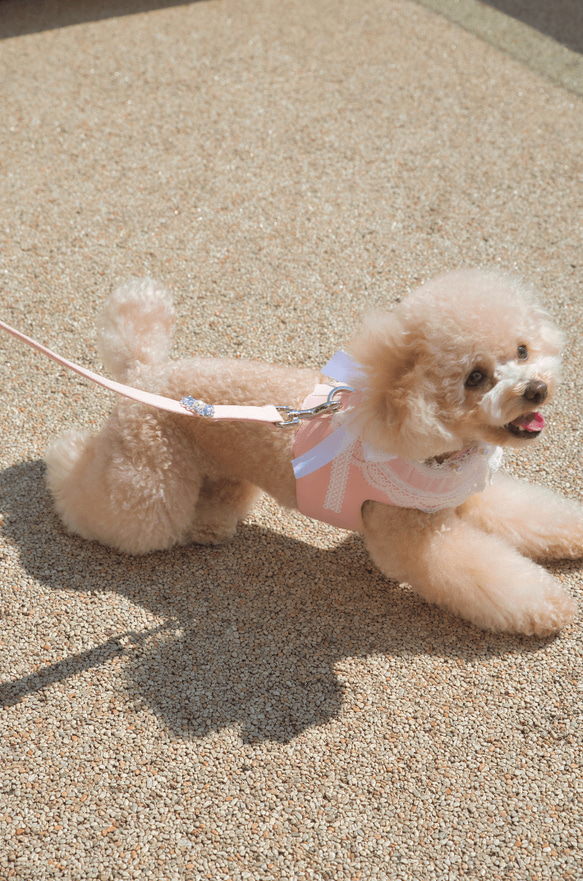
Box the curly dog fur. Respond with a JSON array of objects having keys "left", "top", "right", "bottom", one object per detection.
[{"left": 46, "top": 270, "right": 582, "bottom": 636}]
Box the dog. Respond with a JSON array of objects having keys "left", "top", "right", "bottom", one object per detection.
[{"left": 45, "top": 270, "right": 582, "bottom": 636}]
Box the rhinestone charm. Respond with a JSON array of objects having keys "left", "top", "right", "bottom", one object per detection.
[{"left": 180, "top": 396, "right": 215, "bottom": 418}]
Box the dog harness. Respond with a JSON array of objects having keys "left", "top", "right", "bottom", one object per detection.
[
  {"left": 0, "top": 320, "right": 502, "bottom": 531},
  {"left": 292, "top": 352, "right": 503, "bottom": 531}
]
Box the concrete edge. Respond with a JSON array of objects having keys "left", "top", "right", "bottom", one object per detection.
[{"left": 415, "top": 0, "right": 583, "bottom": 98}]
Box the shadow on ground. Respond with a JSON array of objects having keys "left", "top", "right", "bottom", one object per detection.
[
  {"left": 3, "top": 0, "right": 582, "bottom": 54},
  {"left": 0, "top": 459, "right": 554, "bottom": 743},
  {"left": 0, "top": 0, "right": 208, "bottom": 40},
  {"left": 480, "top": 0, "right": 582, "bottom": 54}
]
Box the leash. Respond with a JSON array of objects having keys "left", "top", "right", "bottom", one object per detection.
[{"left": 0, "top": 318, "right": 346, "bottom": 426}]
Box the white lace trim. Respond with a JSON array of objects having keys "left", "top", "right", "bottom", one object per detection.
[
  {"left": 324, "top": 446, "right": 352, "bottom": 513},
  {"left": 323, "top": 440, "right": 501, "bottom": 515}
]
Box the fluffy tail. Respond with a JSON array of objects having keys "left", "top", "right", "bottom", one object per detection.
[{"left": 97, "top": 278, "right": 176, "bottom": 381}]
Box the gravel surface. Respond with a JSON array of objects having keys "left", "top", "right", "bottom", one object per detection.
[{"left": 1, "top": 1, "right": 582, "bottom": 879}]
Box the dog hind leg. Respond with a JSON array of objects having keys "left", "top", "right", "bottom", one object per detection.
[
  {"left": 45, "top": 426, "right": 203, "bottom": 555},
  {"left": 189, "top": 477, "right": 262, "bottom": 545}
]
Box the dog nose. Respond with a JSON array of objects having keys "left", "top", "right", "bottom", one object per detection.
[{"left": 523, "top": 380, "right": 547, "bottom": 405}]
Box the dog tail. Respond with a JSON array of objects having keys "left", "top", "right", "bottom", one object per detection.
[{"left": 97, "top": 278, "right": 176, "bottom": 381}]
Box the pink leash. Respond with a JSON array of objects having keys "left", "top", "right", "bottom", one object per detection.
[{"left": 0, "top": 318, "right": 342, "bottom": 426}]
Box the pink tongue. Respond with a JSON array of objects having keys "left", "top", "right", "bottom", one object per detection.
[{"left": 517, "top": 412, "right": 545, "bottom": 432}]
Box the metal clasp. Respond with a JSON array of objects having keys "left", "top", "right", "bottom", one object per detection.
[{"left": 276, "top": 384, "right": 354, "bottom": 426}]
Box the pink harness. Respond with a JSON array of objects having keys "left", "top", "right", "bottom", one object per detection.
[
  {"left": 292, "top": 354, "right": 503, "bottom": 531},
  {"left": 0, "top": 322, "right": 501, "bottom": 531}
]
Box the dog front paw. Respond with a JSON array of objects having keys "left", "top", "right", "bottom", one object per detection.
[
  {"left": 518, "top": 584, "right": 577, "bottom": 637},
  {"left": 443, "top": 578, "right": 577, "bottom": 637},
  {"left": 461, "top": 475, "right": 583, "bottom": 561},
  {"left": 536, "top": 519, "right": 583, "bottom": 561}
]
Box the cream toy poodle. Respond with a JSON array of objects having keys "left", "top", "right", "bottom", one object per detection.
[{"left": 45, "top": 270, "right": 582, "bottom": 636}]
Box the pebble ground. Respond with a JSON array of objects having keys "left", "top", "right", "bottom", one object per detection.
[{"left": 1, "top": 1, "right": 582, "bottom": 879}]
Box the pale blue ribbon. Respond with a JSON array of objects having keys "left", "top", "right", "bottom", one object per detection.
[{"left": 292, "top": 351, "right": 379, "bottom": 479}]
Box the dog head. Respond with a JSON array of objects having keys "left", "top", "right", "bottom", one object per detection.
[{"left": 347, "top": 270, "right": 564, "bottom": 461}]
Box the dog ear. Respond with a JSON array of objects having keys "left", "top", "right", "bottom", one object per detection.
[
  {"left": 347, "top": 311, "right": 457, "bottom": 460},
  {"left": 531, "top": 304, "right": 565, "bottom": 356}
]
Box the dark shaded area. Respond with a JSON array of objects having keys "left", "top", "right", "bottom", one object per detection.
[
  {"left": 482, "top": 0, "right": 583, "bottom": 55},
  {"left": 1, "top": 0, "right": 581, "bottom": 56},
  {"left": 0, "top": 0, "right": 206, "bottom": 40},
  {"left": 1, "top": 459, "right": 553, "bottom": 744}
]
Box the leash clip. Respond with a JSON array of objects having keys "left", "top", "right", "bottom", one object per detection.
[{"left": 276, "top": 385, "right": 354, "bottom": 427}]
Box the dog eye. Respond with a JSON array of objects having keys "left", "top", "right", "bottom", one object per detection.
[
  {"left": 517, "top": 345, "right": 528, "bottom": 360},
  {"left": 465, "top": 368, "right": 486, "bottom": 388}
]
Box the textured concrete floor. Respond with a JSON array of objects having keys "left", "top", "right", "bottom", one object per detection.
[{"left": 1, "top": 1, "right": 582, "bottom": 879}]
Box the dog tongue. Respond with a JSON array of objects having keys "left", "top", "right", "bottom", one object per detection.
[{"left": 514, "top": 412, "right": 545, "bottom": 432}]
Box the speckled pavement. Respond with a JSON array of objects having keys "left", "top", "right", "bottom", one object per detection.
[{"left": 1, "top": 1, "right": 582, "bottom": 879}]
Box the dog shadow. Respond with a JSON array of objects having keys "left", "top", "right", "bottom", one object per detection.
[{"left": 0, "top": 459, "right": 562, "bottom": 743}]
